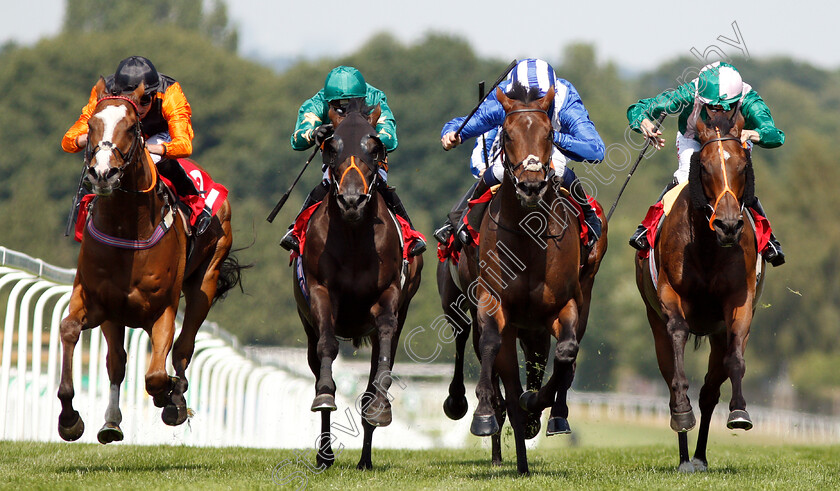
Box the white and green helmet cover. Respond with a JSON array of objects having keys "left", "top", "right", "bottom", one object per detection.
[{"left": 695, "top": 62, "right": 746, "bottom": 110}]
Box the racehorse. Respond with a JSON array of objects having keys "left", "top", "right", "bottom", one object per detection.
[
  {"left": 441, "top": 83, "right": 607, "bottom": 474},
  {"left": 634, "top": 111, "right": 765, "bottom": 472},
  {"left": 57, "top": 79, "right": 243, "bottom": 444},
  {"left": 292, "top": 99, "right": 423, "bottom": 470}
]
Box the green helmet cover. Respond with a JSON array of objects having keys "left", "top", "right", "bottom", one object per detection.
[
  {"left": 323, "top": 66, "right": 367, "bottom": 101},
  {"left": 696, "top": 62, "right": 743, "bottom": 110}
]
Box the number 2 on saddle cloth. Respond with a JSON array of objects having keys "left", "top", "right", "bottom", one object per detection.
[{"left": 74, "top": 158, "right": 228, "bottom": 243}]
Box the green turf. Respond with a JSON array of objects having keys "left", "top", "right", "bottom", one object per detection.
[{"left": 0, "top": 440, "right": 838, "bottom": 490}]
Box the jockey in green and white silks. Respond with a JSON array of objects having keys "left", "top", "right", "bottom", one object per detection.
[
  {"left": 626, "top": 61, "right": 786, "bottom": 266},
  {"left": 281, "top": 66, "right": 426, "bottom": 256}
]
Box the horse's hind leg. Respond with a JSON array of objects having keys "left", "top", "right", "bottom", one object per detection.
[
  {"left": 57, "top": 290, "right": 87, "bottom": 441},
  {"left": 145, "top": 305, "right": 179, "bottom": 425},
  {"left": 97, "top": 321, "right": 126, "bottom": 444},
  {"left": 518, "top": 329, "right": 550, "bottom": 439},
  {"left": 691, "top": 331, "right": 728, "bottom": 472},
  {"left": 440, "top": 265, "right": 471, "bottom": 420}
]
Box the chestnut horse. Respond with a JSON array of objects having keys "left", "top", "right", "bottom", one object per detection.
[
  {"left": 635, "top": 112, "right": 765, "bottom": 472},
  {"left": 58, "top": 79, "right": 242, "bottom": 444},
  {"left": 444, "top": 83, "right": 606, "bottom": 474},
  {"left": 292, "top": 99, "right": 423, "bottom": 470}
]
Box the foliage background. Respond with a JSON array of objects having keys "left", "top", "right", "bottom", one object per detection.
[{"left": 2, "top": 1, "right": 838, "bottom": 414}]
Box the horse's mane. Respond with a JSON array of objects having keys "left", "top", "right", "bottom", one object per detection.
[{"left": 505, "top": 82, "right": 543, "bottom": 104}]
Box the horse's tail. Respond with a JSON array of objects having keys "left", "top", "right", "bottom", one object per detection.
[{"left": 213, "top": 249, "right": 252, "bottom": 305}]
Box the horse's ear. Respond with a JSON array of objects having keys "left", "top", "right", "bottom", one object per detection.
[
  {"left": 730, "top": 111, "right": 745, "bottom": 138},
  {"left": 695, "top": 116, "right": 715, "bottom": 142},
  {"left": 496, "top": 86, "right": 514, "bottom": 112},
  {"left": 94, "top": 77, "right": 107, "bottom": 100},
  {"left": 367, "top": 103, "right": 381, "bottom": 127},
  {"left": 132, "top": 82, "right": 145, "bottom": 102},
  {"left": 538, "top": 86, "right": 555, "bottom": 112}
]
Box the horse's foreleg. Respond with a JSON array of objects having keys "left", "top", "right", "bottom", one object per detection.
[
  {"left": 470, "top": 300, "right": 504, "bottom": 437},
  {"left": 57, "top": 290, "right": 87, "bottom": 441},
  {"left": 363, "top": 289, "right": 400, "bottom": 428},
  {"left": 543, "top": 301, "right": 579, "bottom": 436},
  {"left": 310, "top": 286, "right": 338, "bottom": 412},
  {"left": 724, "top": 304, "right": 754, "bottom": 431},
  {"left": 97, "top": 321, "right": 126, "bottom": 444},
  {"left": 658, "top": 286, "right": 694, "bottom": 432},
  {"left": 692, "top": 331, "right": 728, "bottom": 472},
  {"left": 146, "top": 305, "right": 179, "bottom": 425},
  {"left": 444, "top": 307, "right": 471, "bottom": 421},
  {"left": 317, "top": 411, "right": 336, "bottom": 469}
]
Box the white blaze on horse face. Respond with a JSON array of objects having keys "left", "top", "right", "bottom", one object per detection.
[
  {"left": 92, "top": 105, "right": 129, "bottom": 176},
  {"left": 523, "top": 155, "right": 543, "bottom": 172}
]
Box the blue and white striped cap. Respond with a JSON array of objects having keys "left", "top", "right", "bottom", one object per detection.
[{"left": 506, "top": 58, "right": 557, "bottom": 97}]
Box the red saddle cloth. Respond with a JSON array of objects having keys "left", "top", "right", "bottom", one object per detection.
[
  {"left": 74, "top": 158, "right": 228, "bottom": 242},
  {"left": 637, "top": 201, "right": 772, "bottom": 259},
  {"left": 289, "top": 202, "right": 426, "bottom": 264},
  {"left": 436, "top": 188, "right": 599, "bottom": 264}
]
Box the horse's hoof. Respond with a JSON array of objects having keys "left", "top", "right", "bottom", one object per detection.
[
  {"left": 356, "top": 459, "right": 373, "bottom": 471},
  {"left": 97, "top": 423, "right": 124, "bottom": 444},
  {"left": 363, "top": 403, "right": 392, "bottom": 427},
  {"left": 317, "top": 453, "right": 335, "bottom": 470},
  {"left": 518, "top": 390, "right": 539, "bottom": 412},
  {"left": 678, "top": 461, "right": 695, "bottom": 473},
  {"left": 152, "top": 392, "right": 170, "bottom": 409},
  {"left": 58, "top": 411, "right": 85, "bottom": 441},
  {"left": 524, "top": 415, "right": 542, "bottom": 440},
  {"left": 691, "top": 457, "right": 708, "bottom": 472},
  {"left": 443, "top": 395, "right": 468, "bottom": 420},
  {"left": 311, "top": 394, "right": 337, "bottom": 412},
  {"left": 670, "top": 410, "right": 696, "bottom": 432},
  {"left": 470, "top": 414, "right": 500, "bottom": 436},
  {"left": 162, "top": 404, "right": 188, "bottom": 426},
  {"left": 727, "top": 409, "right": 753, "bottom": 430},
  {"left": 546, "top": 417, "right": 571, "bottom": 436}
]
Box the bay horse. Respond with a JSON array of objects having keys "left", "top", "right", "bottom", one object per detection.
[
  {"left": 292, "top": 99, "right": 423, "bottom": 470},
  {"left": 58, "top": 79, "right": 242, "bottom": 444},
  {"left": 444, "top": 83, "right": 607, "bottom": 474},
  {"left": 634, "top": 111, "right": 765, "bottom": 472}
]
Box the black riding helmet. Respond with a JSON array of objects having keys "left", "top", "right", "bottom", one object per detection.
[{"left": 112, "top": 56, "right": 160, "bottom": 95}]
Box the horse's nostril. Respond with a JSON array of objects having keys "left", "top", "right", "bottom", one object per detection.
[{"left": 106, "top": 168, "right": 120, "bottom": 179}]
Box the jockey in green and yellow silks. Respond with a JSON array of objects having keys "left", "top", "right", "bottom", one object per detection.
[{"left": 626, "top": 62, "right": 785, "bottom": 266}]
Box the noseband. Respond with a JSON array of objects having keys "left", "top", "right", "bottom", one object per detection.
[
  {"left": 699, "top": 129, "right": 745, "bottom": 230},
  {"left": 86, "top": 96, "right": 153, "bottom": 193}
]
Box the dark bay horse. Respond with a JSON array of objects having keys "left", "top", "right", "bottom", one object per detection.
[
  {"left": 292, "top": 99, "right": 423, "bottom": 470},
  {"left": 58, "top": 79, "right": 242, "bottom": 444},
  {"left": 635, "top": 112, "right": 765, "bottom": 472},
  {"left": 441, "top": 84, "right": 607, "bottom": 474}
]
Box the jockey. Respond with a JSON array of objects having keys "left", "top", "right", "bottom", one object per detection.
[
  {"left": 281, "top": 65, "right": 426, "bottom": 256},
  {"left": 436, "top": 58, "right": 605, "bottom": 249},
  {"left": 626, "top": 61, "right": 786, "bottom": 266},
  {"left": 62, "top": 56, "right": 213, "bottom": 235}
]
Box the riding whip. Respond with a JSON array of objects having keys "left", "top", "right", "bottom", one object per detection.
[
  {"left": 448, "top": 59, "right": 517, "bottom": 146},
  {"left": 605, "top": 112, "right": 668, "bottom": 222},
  {"left": 478, "top": 81, "right": 489, "bottom": 165},
  {"left": 266, "top": 144, "right": 321, "bottom": 223},
  {"left": 64, "top": 161, "right": 88, "bottom": 237}
]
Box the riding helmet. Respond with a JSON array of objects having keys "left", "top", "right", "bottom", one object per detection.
[
  {"left": 323, "top": 66, "right": 367, "bottom": 102},
  {"left": 112, "top": 56, "right": 160, "bottom": 95},
  {"left": 695, "top": 62, "right": 744, "bottom": 110}
]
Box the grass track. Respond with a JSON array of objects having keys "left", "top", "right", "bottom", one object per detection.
[{"left": 1, "top": 441, "right": 838, "bottom": 490}]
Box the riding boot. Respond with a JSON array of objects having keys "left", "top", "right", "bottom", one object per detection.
[
  {"left": 280, "top": 180, "right": 330, "bottom": 253},
  {"left": 456, "top": 178, "right": 492, "bottom": 246},
  {"left": 434, "top": 181, "right": 479, "bottom": 244},
  {"left": 629, "top": 178, "right": 678, "bottom": 251},
  {"left": 751, "top": 197, "right": 785, "bottom": 267},
  {"left": 567, "top": 177, "right": 602, "bottom": 250},
  {"left": 378, "top": 184, "right": 427, "bottom": 256}
]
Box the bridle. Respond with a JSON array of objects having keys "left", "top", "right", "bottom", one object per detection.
[
  {"left": 322, "top": 134, "right": 386, "bottom": 199},
  {"left": 698, "top": 129, "right": 745, "bottom": 230},
  {"left": 85, "top": 95, "right": 155, "bottom": 194},
  {"left": 499, "top": 108, "right": 555, "bottom": 185}
]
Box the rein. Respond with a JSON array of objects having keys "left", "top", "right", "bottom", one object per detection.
[{"left": 702, "top": 130, "right": 742, "bottom": 230}]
